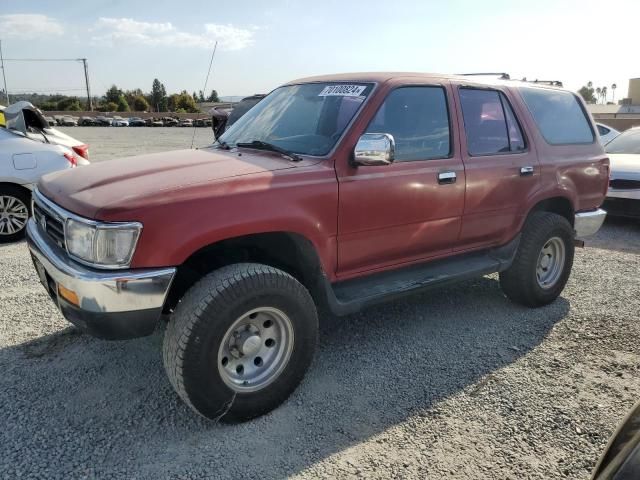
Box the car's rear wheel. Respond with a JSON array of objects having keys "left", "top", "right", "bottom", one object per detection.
[
  {"left": 500, "top": 212, "right": 575, "bottom": 307},
  {"left": 163, "top": 263, "right": 318, "bottom": 422},
  {"left": 0, "top": 186, "right": 30, "bottom": 243}
]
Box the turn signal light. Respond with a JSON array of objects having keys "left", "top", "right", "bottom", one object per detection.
[{"left": 58, "top": 284, "right": 80, "bottom": 306}]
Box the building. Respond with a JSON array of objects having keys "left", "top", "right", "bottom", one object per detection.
[{"left": 586, "top": 78, "right": 640, "bottom": 131}]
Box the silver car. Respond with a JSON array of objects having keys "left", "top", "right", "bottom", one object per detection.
[{"left": 604, "top": 127, "right": 640, "bottom": 218}]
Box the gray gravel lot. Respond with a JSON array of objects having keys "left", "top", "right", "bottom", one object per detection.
[{"left": 1, "top": 130, "right": 639, "bottom": 478}]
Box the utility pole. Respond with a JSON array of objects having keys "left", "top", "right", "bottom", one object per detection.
[
  {"left": 0, "top": 40, "right": 9, "bottom": 105},
  {"left": 80, "top": 58, "right": 92, "bottom": 111}
]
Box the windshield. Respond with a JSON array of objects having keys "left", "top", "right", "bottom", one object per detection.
[
  {"left": 605, "top": 129, "right": 640, "bottom": 154},
  {"left": 218, "top": 82, "right": 373, "bottom": 156}
]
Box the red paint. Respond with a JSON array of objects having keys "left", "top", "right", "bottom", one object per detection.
[{"left": 38, "top": 72, "right": 609, "bottom": 283}]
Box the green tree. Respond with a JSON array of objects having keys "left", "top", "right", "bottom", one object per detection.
[
  {"left": 151, "top": 78, "right": 167, "bottom": 112},
  {"left": 57, "top": 97, "right": 82, "bottom": 111},
  {"left": 117, "top": 95, "right": 130, "bottom": 112},
  {"left": 612, "top": 83, "right": 617, "bottom": 103},
  {"left": 132, "top": 95, "right": 150, "bottom": 112},
  {"left": 207, "top": 89, "right": 220, "bottom": 102},
  {"left": 97, "top": 101, "right": 118, "bottom": 112},
  {"left": 198, "top": 90, "right": 205, "bottom": 102},
  {"left": 105, "top": 85, "right": 123, "bottom": 104},
  {"left": 40, "top": 101, "right": 59, "bottom": 111},
  {"left": 578, "top": 85, "right": 595, "bottom": 103}
]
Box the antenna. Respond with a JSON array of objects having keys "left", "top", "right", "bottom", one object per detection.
[{"left": 191, "top": 41, "right": 218, "bottom": 149}]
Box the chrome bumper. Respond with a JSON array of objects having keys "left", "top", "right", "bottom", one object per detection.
[
  {"left": 26, "top": 219, "right": 176, "bottom": 339},
  {"left": 574, "top": 208, "right": 607, "bottom": 238}
]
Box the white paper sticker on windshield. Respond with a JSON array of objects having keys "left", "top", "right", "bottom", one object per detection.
[{"left": 318, "top": 85, "right": 366, "bottom": 97}]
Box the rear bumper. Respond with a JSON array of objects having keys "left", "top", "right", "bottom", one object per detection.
[
  {"left": 26, "top": 219, "right": 176, "bottom": 340},
  {"left": 574, "top": 208, "right": 607, "bottom": 237}
]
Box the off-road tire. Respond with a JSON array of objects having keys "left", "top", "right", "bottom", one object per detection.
[
  {"left": 163, "top": 263, "right": 318, "bottom": 422},
  {"left": 0, "top": 185, "right": 31, "bottom": 243},
  {"left": 500, "top": 212, "right": 574, "bottom": 307}
]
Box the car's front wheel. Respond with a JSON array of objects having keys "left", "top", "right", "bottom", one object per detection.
[
  {"left": 163, "top": 263, "right": 318, "bottom": 422},
  {"left": 0, "top": 186, "right": 31, "bottom": 243}
]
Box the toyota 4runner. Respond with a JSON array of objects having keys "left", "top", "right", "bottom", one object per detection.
[{"left": 26, "top": 73, "right": 609, "bottom": 422}]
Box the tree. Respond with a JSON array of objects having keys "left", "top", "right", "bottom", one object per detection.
[
  {"left": 198, "top": 90, "right": 205, "bottom": 102},
  {"left": 105, "top": 85, "right": 123, "bottom": 104},
  {"left": 117, "top": 95, "right": 130, "bottom": 112},
  {"left": 57, "top": 97, "right": 82, "bottom": 111},
  {"left": 97, "top": 102, "right": 118, "bottom": 112},
  {"left": 207, "top": 89, "right": 220, "bottom": 102},
  {"left": 578, "top": 84, "right": 595, "bottom": 103},
  {"left": 611, "top": 83, "right": 617, "bottom": 103},
  {"left": 132, "top": 95, "right": 150, "bottom": 112},
  {"left": 601, "top": 86, "right": 608, "bottom": 104},
  {"left": 192, "top": 91, "right": 198, "bottom": 102},
  {"left": 151, "top": 78, "right": 167, "bottom": 112},
  {"left": 596, "top": 87, "right": 601, "bottom": 104}
]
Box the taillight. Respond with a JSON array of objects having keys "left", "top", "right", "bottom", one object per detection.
[
  {"left": 63, "top": 151, "right": 77, "bottom": 167},
  {"left": 72, "top": 144, "right": 89, "bottom": 160}
]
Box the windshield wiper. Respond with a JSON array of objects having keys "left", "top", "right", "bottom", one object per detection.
[
  {"left": 236, "top": 140, "right": 302, "bottom": 162},
  {"left": 215, "top": 140, "right": 231, "bottom": 150}
]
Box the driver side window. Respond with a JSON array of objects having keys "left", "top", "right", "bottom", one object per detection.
[{"left": 365, "top": 86, "right": 451, "bottom": 161}]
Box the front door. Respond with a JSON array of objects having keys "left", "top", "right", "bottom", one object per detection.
[{"left": 336, "top": 81, "right": 465, "bottom": 278}]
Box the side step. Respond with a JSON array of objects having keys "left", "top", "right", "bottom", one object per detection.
[{"left": 325, "top": 235, "right": 520, "bottom": 316}]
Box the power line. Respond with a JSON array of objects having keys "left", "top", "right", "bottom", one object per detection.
[{"left": 2, "top": 58, "right": 86, "bottom": 62}]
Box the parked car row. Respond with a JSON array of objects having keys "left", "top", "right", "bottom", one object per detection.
[{"left": 45, "top": 114, "right": 212, "bottom": 128}]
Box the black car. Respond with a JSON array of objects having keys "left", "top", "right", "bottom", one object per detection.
[{"left": 129, "top": 117, "right": 146, "bottom": 127}]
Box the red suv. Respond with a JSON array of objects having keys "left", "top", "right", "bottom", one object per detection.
[{"left": 27, "top": 73, "right": 609, "bottom": 422}]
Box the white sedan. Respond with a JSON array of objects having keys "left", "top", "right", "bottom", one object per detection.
[{"left": 604, "top": 127, "right": 640, "bottom": 219}]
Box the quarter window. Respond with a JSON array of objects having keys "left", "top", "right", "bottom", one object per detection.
[
  {"left": 365, "top": 86, "right": 450, "bottom": 161},
  {"left": 459, "top": 88, "right": 526, "bottom": 156},
  {"left": 519, "top": 87, "right": 594, "bottom": 145}
]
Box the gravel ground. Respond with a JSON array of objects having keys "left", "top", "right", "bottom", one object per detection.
[
  {"left": 58, "top": 126, "right": 216, "bottom": 162},
  {"left": 1, "top": 217, "right": 639, "bottom": 479},
  {"left": 2, "top": 128, "right": 639, "bottom": 478}
]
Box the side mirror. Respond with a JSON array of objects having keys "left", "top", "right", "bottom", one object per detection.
[
  {"left": 592, "top": 400, "right": 640, "bottom": 479},
  {"left": 353, "top": 133, "right": 395, "bottom": 166}
]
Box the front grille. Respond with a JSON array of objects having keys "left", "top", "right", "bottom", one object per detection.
[
  {"left": 32, "top": 200, "right": 66, "bottom": 249},
  {"left": 609, "top": 179, "right": 640, "bottom": 190}
]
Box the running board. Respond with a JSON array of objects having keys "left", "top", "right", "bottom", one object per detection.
[{"left": 324, "top": 235, "right": 520, "bottom": 316}]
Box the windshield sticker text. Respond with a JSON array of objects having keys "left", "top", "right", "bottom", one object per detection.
[{"left": 318, "top": 85, "right": 367, "bottom": 97}]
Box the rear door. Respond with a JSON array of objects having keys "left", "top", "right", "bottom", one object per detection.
[
  {"left": 335, "top": 80, "right": 465, "bottom": 277},
  {"left": 452, "top": 83, "right": 540, "bottom": 249}
]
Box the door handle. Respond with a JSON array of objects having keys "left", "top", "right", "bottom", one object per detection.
[
  {"left": 438, "top": 171, "right": 457, "bottom": 184},
  {"left": 520, "top": 166, "right": 534, "bottom": 176}
]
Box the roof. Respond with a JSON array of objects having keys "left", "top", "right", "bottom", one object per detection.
[{"left": 285, "top": 72, "right": 567, "bottom": 91}]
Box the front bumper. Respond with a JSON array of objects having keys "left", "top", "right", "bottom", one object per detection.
[
  {"left": 26, "top": 219, "right": 176, "bottom": 340},
  {"left": 574, "top": 208, "right": 607, "bottom": 237}
]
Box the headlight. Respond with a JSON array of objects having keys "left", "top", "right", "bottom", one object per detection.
[{"left": 65, "top": 218, "right": 142, "bottom": 268}]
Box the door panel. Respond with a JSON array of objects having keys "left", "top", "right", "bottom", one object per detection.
[
  {"left": 336, "top": 82, "right": 465, "bottom": 277},
  {"left": 453, "top": 84, "right": 540, "bottom": 249}
]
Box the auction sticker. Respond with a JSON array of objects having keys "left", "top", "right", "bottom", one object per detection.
[{"left": 318, "top": 85, "right": 367, "bottom": 97}]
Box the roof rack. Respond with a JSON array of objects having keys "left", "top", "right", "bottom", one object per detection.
[
  {"left": 458, "top": 73, "right": 564, "bottom": 88},
  {"left": 459, "top": 72, "right": 511, "bottom": 80}
]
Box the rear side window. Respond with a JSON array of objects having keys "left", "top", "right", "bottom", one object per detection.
[
  {"left": 366, "top": 86, "right": 450, "bottom": 161},
  {"left": 519, "top": 88, "right": 594, "bottom": 145},
  {"left": 597, "top": 124, "right": 610, "bottom": 135},
  {"left": 459, "top": 88, "right": 526, "bottom": 156}
]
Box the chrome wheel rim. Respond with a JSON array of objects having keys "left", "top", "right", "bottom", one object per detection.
[
  {"left": 217, "top": 307, "right": 294, "bottom": 393},
  {"left": 0, "top": 195, "right": 29, "bottom": 236},
  {"left": 536, "top": 237, "right": 566, "bottom": 289}
]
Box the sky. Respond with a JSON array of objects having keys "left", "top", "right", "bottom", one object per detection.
[{"left": 0, "top": 0, "right": 637, "bottom": 101}]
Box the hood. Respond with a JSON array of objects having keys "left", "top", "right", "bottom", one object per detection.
[
  {"left": 608, "top": 154, "right": 640, "bottom": 179},
  {"left": 38, "top": 146, "right": 307, "bottom": 219}
]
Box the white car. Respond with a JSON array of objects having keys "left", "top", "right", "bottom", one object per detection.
[
  {"left": 604, "top": 127, "right": 640, "bottom": 218},
  {"left": 596, "top": 123, "right": 620, "bottom": 145},
  {"left": 0, "top": 129, "right": 87, "bottom": 241},
  {"left": 112, "top": 116, "right": 129, "bottom": 127},
  {"left": 3, "top": 102, "right": 91, "bottom": 161}
]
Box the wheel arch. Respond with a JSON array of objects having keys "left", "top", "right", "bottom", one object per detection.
[
  {"left": 164, "top": 231, "right": 328, "bottom": 314},
  {"left": 527, "top": 195, "right": 575, "bottom": 227}
]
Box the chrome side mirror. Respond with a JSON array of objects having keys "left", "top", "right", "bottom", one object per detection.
[{"left": 353, "top": 133, "right": 395, "bottom": 166}]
